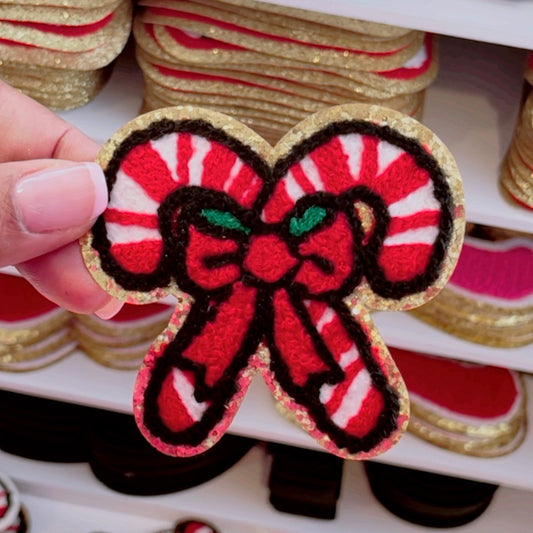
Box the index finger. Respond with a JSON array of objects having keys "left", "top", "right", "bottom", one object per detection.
[{"left": 0, "top": 80, "right": 100, "bottom": 163}]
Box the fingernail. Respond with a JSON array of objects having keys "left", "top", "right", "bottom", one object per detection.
[
  {"left": 94, "top": 298, "right": 123, "bottom": 320},
  {"left": 13, "top": 162, "right": 107, "bottom": 233}
]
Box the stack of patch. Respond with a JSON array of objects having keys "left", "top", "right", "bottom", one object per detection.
[
  {"left": 0, "top": 0, "right": 132, "bottom": 110},
  {"left": 410, "top": 224, "right": 533, "bottom": 347},
  {"left": 73, "top": 302, "right": 173, "bottom": 369},
  {"left": 133, "top": 0, "right": 437, "bottom": 144},
  {"left": 0, "top": 273, "right": 75, "bottom": 371},
  {"left": 390, "top": 347, "right": 527, "bottom": 457},
  {"left": 500, "top": 54, "right": 533, "bottom": 209}
]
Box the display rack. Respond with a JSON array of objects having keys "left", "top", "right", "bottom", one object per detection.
[
  {"left": 7, "top": 447, "right": 533, "bottom": 533},
  {"left": 2, "top": 3, "right": 533, "bottom": 531}
]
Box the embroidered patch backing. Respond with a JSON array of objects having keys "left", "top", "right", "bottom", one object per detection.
[{"left": 82, "top": 104, "right": 464, "bottom": 459}]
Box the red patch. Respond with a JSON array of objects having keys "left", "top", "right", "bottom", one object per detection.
[
  {"left": 244, "top": 235, "right": 297, "bottom": 282},
  {"left": 104, "top": 209, "right": 159, "bottom": 229},
  {"left": 273, "top": 289, "right": 329, "bottom": 387},
  {"left": 310, "top": 137, "right": 356, "bottom": 194},
  {"left": 387, "top": 210, "right": 440, "bottom": 236},
  {"left": 110, "top": 241, "right": 163, "bottom": 274},
  {"left": 186, "top": 227, "right": 240, "bottom": 290},
  {"left": 183, "top": 282, "right": 256, "bottom": 387},
  {"left": 0, "top": 274, "right": 57, "bottom": 321},
  {"left": 345, "top": 388, "right": 385, "bottom": 438},
  {"left": 157, "top": 369, "right": 196, "bottom": 433},
  {"left": 295, "top": 214, "right": 354, "bottom": 295},
  {"left": 201, "top": 141, "right": 238, "bottom": 192},
  {"left": 391, "top": 348, "right": 520, "bottom": 418},
  {"left": 121, "top": 142, "right": 176, "bottom": 203},
  {"left": 378, "top": 244, "right": 432, "bottom": 282},
  {"left": 261, "top": 181, "right": 298, "bottom": 223}
]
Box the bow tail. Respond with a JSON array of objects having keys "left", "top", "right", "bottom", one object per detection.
[
  {"left": 265, "top": 290, "right": 409, "bottom": 459},
  {"left": 134, "top": 282, "right": 260, "bottom": 457}
]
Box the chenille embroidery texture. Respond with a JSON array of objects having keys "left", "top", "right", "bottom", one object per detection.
[{"left": 83, "top": 104, "right": 464, "bottom": 459}]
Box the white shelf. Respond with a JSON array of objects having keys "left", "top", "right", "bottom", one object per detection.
[
  {"left": 374, "top": 311, "right": 533, "bottom": 374},
  {"left": 0, "top": 352, "right": 532, "bottom": 491},
  {"left": 21, "top": 494, "right": 172, "bottom": 533},
  {"left": 260, "top": 0, "right": 533, "bottom": 50},
  {"left": 0, "top": 446, "right": 529, "bottom": 533}
]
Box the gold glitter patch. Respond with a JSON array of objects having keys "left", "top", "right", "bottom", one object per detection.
[
  {"left": 0, "top": 1, "right": 121, "bottom": 25},
  {"left": 141, "top": 10, "right": 425, "bottom": 72},
  {"left": 188, "top": 0, "right": 412, "bottom": 38},
  {"left": 139, "top": 0, "right": 419, "bottom": 52},
  {"left": 0, "top": 0, "right": 131, "bottom": 53}
]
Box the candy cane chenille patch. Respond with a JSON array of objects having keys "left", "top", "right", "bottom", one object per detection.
[{"left": 82, "top": 104, "right": 464, "bottom": 459}]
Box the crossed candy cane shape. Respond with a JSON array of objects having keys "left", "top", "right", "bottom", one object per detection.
[{"left": 84, "top": 105, "right": 464, "bottom": 459}]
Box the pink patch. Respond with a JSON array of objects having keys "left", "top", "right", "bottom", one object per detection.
[{"left": 450, "top": 240, "right": 533, "bottom": 300}]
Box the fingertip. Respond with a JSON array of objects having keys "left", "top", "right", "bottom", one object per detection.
[
  {"left": 84, "top": 162, "right": 108, "bottom": 220},
  {"left": 94, "top": 298, "right": 124, "bottom": 320}
]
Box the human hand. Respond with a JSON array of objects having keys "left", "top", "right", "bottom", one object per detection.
[{"left": 0, "top": 80, "right": 121, "bottom": 318}]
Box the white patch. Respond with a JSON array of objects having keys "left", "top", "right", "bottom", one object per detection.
[
  {"left": 197, "top": 527, "right": 215, "bottom": 533},
  {"left": 107, "top": 223, "right": 161, "bottom": 244},
  {"left": 338, "top": 346, "right": 360, "bottom": 370},
  {"left": 150, "top": 133, "right": 179, "bottom": 182},
  {"left": 319, "top": 382, "right": 335, "bottom": 405},
  {"left": 223, "top": 158, "right": 243, "bottom": 192},
  {"left": 384, "top": 226, "right": 439, "bottom": 246},
  {"left": 284, "top": 170, "right": 305, "bottom": 202},
  {"left": 402, "top": 43, "right": 428, "bottom": 69},
  {"left": 315, "top": 306, "right": 335, "bottom": 333},
  {"left": 172, "top": 368, "right": 208, "bottom": 422},
  {"left": 331, "top": 369, "right": 372, "bottom": 429},
  {"left": 188, "top": 135, "right": 211, "bottom": 186},
  {"left": 377, "top": 141, "right": 404, "bottom": 176},
  {"left": 388, "top": 181, "right": 440, "bottom": 217},
  {"left": 338, "top": 133, "right": 364, "bottom": 182},
  {"left": 299, "top": 155, "right": 324, "bottom": 191},
  {"left": 109, "top": 170, "right": 160, "bottom": 214}
]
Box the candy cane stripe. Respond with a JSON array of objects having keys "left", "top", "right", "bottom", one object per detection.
[
  {"left": 150, "top": 133, "right": 180, "bottom": 183},
  {"left": 188, "top": 135, "right": 211, "bottom": 185},
  {"left": 338, "top": 133, "right": 364, "bottom": 182},
  {"left": 330, "top": 367, "right": 372, "bottom": 428},
  {"left": 388, "top": 181, "right": 440, "bottom": 217},
  {"left": 223, "top": 158, "right": 243, "bottom": 193},
  {"left": 284, "top": 170, "right": 306, "bottom": 202},
  {"left": 377, "top": 141, "right": 404, "bottom": 176},
  {"left": 383, "top": 226, "right": 439, "bottom": 246},
  {"left": 109, "top": 170, "right": 160, "bottom": 214},
  {"left": 299, "top": 154, "right": 325, "bottom": 191},
  {"left": 172, "top": 367, "right": 208, "bottom": 422}
]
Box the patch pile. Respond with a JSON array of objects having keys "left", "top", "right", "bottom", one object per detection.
[
  {"left": 0, "top": 273, "right": 76, "bottom": 371},
  {"left": 133, "top": 0, "right": 437, "bottom": 144},
  {"left": 73, "top": 302, "right": 173, "bottom": 369},
  {"left": 410, "top": 224, "right": 533, "bottom": 347},
  {"left": 500, "top": 54, "right": 533, "bottom": 209},
  {"left": 0, "top": 0, "right": 132, "bottom": 110},
  {"left": 391, "top": 347, "right": 527, "bottom": 457}
]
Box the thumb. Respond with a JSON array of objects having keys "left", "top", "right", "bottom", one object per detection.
[{"left": 0, "top": 159, "right": 107, "bottom": 267}]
